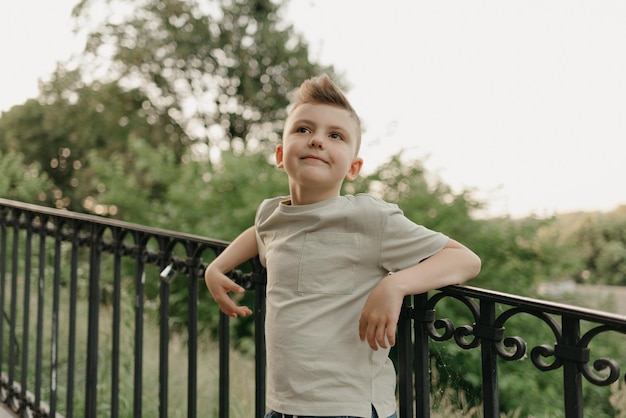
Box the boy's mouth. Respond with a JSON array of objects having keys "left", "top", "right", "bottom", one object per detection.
[{"left": 301, "top": 154, "right": 327, "bottom": 164}]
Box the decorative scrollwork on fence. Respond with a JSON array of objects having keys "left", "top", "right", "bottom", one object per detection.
[
  {"left": 494, "top": 307, "right": 561, "bottom": 365},
  {"left": 424, "top": 292, "right": 480, "bottom": 349},
  {"left": 579, "top": 325, "right": 624, "bottom": 386},
  {"left": 420, "top": 288, "right": 626, "bottom": 389}
]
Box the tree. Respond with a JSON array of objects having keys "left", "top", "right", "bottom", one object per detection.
[
  {"left": 83, "top": 135, "right": 288, "bottom": 239},
  {"left": 0, "top": 76, "right": 183, "bottom": 211},
  {"left": 71, "top": 0, "right": 335, "bottom": 152},
  {"left": 551, "top": 208, "right": 626, "bottom": 285},
  {"left": 0, "top": 0, "right": 335, "bottom": 213},
  {"left": 0, "top": 150, "right": 54, "bottom": 205}
]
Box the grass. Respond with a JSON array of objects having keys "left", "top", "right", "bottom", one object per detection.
[{"left": 89, "top": 306, "right": 257, "bottom": 418}]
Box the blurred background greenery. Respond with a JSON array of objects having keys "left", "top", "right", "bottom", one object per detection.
[{"left": 1, "top": 1, "right": 625, "bottom": 416}]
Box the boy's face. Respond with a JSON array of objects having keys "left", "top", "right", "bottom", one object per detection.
[{"left": 276, "top": 103, "right": 363, "bottom": 202}]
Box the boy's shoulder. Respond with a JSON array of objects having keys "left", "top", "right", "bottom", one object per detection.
[
  {"left": 349, "top": 193, "right": 388, "bottom": 204},
  {"left": 346, "top": 193, "right": 400, "bottom": 210},
  {"left": 260, "top": 195, "right": 288, "bottom": 207},
  {"left": 256, "top": 195, "right": 288, "bottom": 217}
]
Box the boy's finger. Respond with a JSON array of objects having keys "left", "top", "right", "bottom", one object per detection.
[
  {"left": 366, "top": 323, "right": 382, "bottom": 351},
  {"left": 386, "top": 324, "right": 396, "bottom": 347},
  {"left": 219, "top": 300, "right": 251, "bottom": 318},
  {"left": 375, "top": 326, "right": 387, "bottom": 350},
  {"left": 358, "top": 318, "right": 367, "bottom": 341},
  {"left": 230, "top": 305, "right": 253, "bottom": 318},
  {"left": 222, "top": 278, "right": 246, "bottom": 294},
  {"left": 359, "top": 318, "right": 376, "bottom": 349}
]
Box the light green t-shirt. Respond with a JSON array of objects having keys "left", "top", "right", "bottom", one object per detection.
[{"left": 255, "top": 194, "right": 448, "bottom": 418}]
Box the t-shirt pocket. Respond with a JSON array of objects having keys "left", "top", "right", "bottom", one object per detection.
[{"left": 298, "top": 232, "right": 359, "bottom": 295}]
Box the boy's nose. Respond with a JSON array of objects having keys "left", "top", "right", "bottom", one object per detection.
[{"left": 308, "top": 135, "right": 324, "bottom": 149}]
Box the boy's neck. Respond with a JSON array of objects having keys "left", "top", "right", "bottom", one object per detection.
[{"left": 287, "top": 186, "right": 341, "bottom": 206}]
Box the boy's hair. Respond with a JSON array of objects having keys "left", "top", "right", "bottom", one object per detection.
[{"left": 289, "top": 74, "right": 362, "bottom": 154}]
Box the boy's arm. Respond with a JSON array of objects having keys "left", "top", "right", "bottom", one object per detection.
[
  {"left": 359, "top": 238, "right": 481, "bottom": 350},
  {"left": 204, "top": 226, "right": 259, "bottom": 318}
]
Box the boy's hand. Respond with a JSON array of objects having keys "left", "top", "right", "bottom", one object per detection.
[
  {"left": 359, "top": 275, "right": 404, "bottom": 351},
  {"left": 204, "top": 265, "right": 252, "bottom": 318}
]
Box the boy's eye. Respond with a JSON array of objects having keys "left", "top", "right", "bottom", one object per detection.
[
  {"left": 296, "top": 126, "right": 311, "bottom": 133},
  {"left": 329, "top": 132, "right": 344, "bottom": 140}
]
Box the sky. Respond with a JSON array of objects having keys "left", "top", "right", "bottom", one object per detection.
[{"left": 2, "top": 0, "right": 626, "bottom": 218}]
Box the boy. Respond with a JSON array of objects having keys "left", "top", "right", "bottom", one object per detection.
[{"left": 205, "top": 75, "right": 481, "bottom": 418}]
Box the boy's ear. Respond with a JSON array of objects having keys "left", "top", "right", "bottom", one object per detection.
[
  {"left": 275, "top": 144, "right": 285, "bottom": 169},
  {"left": 345, "top": 157, "right": 363, "bottom": 181}
]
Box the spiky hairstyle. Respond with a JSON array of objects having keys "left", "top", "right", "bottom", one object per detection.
[{"left": 289, "top": 74, "right": 362, "bottom": 153}]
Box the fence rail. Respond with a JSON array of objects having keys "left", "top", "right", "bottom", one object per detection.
[{"left": 1, "top": 198, "right": 626, "bottom": 417}]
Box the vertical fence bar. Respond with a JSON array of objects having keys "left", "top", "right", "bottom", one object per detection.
[
  {"left": 133, "top": 242, "right": 146, "bottom": 418},
  {"left": 65, "top": 220, "right": 79, "bottom": 418},
  {"left": 254, "top": 271, "right": 266, "bottom": 418},
  {"left": 413, "top": 292, "right": 431, "bottom": 418},
  {"left": 34, "top": 219, "right": 47, "bottom": 410},
  {"left": 110, "top": 233, "right": 123, "bottom": 418},
  {"left": 478, "top": 299, "right": 499, "bottom": 418},
  {"left": 158, "top": 261, "right": 170, "bottom": 418},
  {"left": 8, "top": 222, "right": 19, "bottom": 392},
  {"left": 219, "top": 312, "right": 229, "bottom": 418},
  {"left": 397, "top": 295, "right": 413, "bottom": 418},
  {"left": 187, "top": 259, "right": 199, "bottom": 418},
  {"left": 85, "top": 226, "right": 102, "bottom": 417},
  {"left": 0, "top": 211, "right": 6, "bottom": 378},
  {"left": 562, "top": 316, "right": 583, "bottom": 418},
  {"left": 19, "top": 219, "right": 33, "bottom": 409},
  {"left": 49, "top": 220, "right": 62, "bottom": 417}
]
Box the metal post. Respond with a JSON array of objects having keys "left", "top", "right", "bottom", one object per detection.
[
  {"left": 159, "top": 274, "right": 170, "bottom": 418},
  {"left": 219, "top": 312, "right": 229, "bottom": 418},
  {"left": 133, "top": 250, "right": 145, "bottom": 418},
  {"left": 187, "top": 260, "right": 199, "bottom": 418},
  {"left": 414, "top": 293, "right": 431, "bottom": 418},
  {"left": 253, "top": 270, "right": 267, "bottom": 418},
  {"left": 397, "top": 296, "right": 413, "bottom": 418},
  {"left": 478, "top": 300, "right": 500, "bottom": 418},
  {"left": 561, "top": 317, "right": 583, "bottom": 418},
  {"left": 85, "top": 226, "right": 102, "bottom": 417}
]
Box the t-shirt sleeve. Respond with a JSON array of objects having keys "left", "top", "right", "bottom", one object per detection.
[
  {"left": 379, "top": 203, "right": 448, "bottom": 272},
  {"left": 254, "top": 200, "right": 269, "bottom": 267},
  {"left": 254, "top": 196, "right": 284, "bottom": 267}
]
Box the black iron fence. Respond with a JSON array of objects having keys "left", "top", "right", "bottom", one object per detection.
[{"left": 1, "top": 197, "right": 625, "bottom": 418}]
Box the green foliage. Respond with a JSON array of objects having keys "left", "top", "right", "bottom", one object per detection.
[
  {"left": 71, "top": 0, "right": 335, "bottom": 153},
  {"left": 540, "top": 208, "right": 626, "bottom": 285},
  {"left": 0, "top": 149, "right": 54, "bottom": 204},
  {"left": 82, "top": 135, "right": 288, "bottom": 240},
  {"left": 610, "top": 380, "right": 626, "bottom": 418},
  {"left": 0, "top": 79, "right": 182, "bottom": 211}
]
